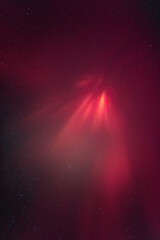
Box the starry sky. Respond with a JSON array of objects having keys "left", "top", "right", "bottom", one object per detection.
[{"left": 1, "top": 1, "right": 160, "bottom": 240}]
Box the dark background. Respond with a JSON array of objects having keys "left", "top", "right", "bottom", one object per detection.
[{"left": 1, "top": 1, "right": 160, "bottom": 239}]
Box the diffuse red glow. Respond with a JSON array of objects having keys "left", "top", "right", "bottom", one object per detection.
[
  {"left": 1, "top": 1, "right": 160, "bottom": 239},
  {"left": 52, "top": 83, "right": 131, "bottom": 239},
  {"left": 54, "top": 84, "right": 131, "bottom": 195}
]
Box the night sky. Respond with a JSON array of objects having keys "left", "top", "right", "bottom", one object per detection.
[{"left": 1, "top": 1, "right": 160, "bottom": 240}]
